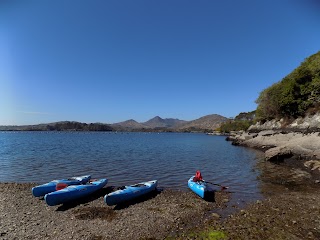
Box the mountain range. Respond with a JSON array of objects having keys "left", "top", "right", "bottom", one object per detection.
[
  {"left": 0, "top": 114, "right": 228, "bottom": 132},
  {"left": 111, "top": 114, "right": 227, "bottom": 132}
]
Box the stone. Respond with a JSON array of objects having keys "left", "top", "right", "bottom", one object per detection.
[
  {"left": 211, "top": 213, "right": 221, "bottom": 219},
  {"left": 265, "top": 147, "right": 293, "bottom": 162}
]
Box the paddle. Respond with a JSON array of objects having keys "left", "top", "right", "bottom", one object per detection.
[{"left": 204, "top": 181, "right": 229, "bottom": 190}]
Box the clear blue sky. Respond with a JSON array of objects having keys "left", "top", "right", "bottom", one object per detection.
[{"left": 1, "top": 0, "right": 320, "bottom": 125}]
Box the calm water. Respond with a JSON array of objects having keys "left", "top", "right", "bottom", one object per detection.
[{"left": 0, "top": 132, "right": 265, "bottom": 205}]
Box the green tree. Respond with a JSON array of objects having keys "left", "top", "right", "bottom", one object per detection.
[{"left": 256, "top": 51, "right": 320, "bottom": 120}]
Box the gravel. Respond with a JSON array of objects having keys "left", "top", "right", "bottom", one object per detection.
[{"left": 0, "top": 183, "right": 229, "bottom": 240}]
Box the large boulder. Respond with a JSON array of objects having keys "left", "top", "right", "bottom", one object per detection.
[{"left": 265, "top": 147, "right": 293, "bottom": 162}]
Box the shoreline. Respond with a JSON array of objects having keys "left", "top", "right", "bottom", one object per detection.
[
  {"left": 1, "top": 178, "right": 319, "bottom": 239},
  {"left": 0, "top": 183, "right": 230, "bottom": 240},
  {"left": 226, "top": 130, "right": 320, "bottom": 181},
  {"left": 1, "top": 132, "right": 320, "bottom": 239}
]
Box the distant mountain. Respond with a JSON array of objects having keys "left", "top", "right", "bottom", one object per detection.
[
  {"left": 178, "top": 114, "right": 228, "bottom": 131},
  {"left": 0, "top": 114, "right": 228, "bottom": 132},
  {"left": 113, "top": 114, "right": 228, "bottom": 132},
  {"left": 143, "top": 116, "right": 187, "bottom": 128},
  {"left": 111, "top": 119, "right": 149, "bottom": 130}
]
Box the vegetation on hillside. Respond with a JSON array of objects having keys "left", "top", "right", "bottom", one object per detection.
[
  {"left": 256, "top": 51, "right": 320, "bottom": 121},
  {"left": 218, "top": 111, "right": 255, "bottom": 133}
]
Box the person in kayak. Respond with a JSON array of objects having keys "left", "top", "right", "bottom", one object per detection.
[{"left": 193, "top": 170, "right": 203, "bottom": 182}]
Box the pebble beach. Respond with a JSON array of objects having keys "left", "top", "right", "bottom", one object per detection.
[{"left": 1, "top": 176, "right": 319, "bottom": 239}]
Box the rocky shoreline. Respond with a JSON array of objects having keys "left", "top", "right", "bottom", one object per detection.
[{"left": 226, "top": 130, "right": 320, "bottom": 180}]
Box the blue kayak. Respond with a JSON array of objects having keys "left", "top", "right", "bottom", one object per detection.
[
  {"left": 45, "top": 178, "right": 108, "bottom": 206},
  {"left": 104, "top": 180, "right": 158, "bottom": 206},
  {"left": 32, "top": 175, "right": 91, "bottom": 197},
  {"left": 188, "top": 176, "right": 213, "bottom": 199}
]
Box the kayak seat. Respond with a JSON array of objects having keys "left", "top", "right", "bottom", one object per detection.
[
  {"left": 56, "top": 183, "right": 68, "bottom": 190},
  {"left": 132, "top": 184, "right": 146, "bottom": 187}
]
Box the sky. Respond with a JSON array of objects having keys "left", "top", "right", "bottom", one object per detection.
[{"left": 1, "top": 0, "right": 320, "bottom": 125}]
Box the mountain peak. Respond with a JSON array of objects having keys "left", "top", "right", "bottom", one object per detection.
[
  {"left": 150, "top": 116, "right": 163, "bottom": 121},
  {"left": 143, "top": 116, "right": 185, "bottom": 128}
]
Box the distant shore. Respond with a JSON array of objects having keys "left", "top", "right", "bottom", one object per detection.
[{"left": 0, "top": 114, "right": 228, "bottom": 133}]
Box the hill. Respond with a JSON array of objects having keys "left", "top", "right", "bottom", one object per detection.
[
  {"left": 178, "top": 114, "right": 228, "bottom": 132},
  {"left": 111, "top": 115, "right": 227, "bottom": 132},
  {"left": 143, "top": 116, "right": 187, "bottom": 129},
  {"left": 0, "top": 121, "right": 113, "bottom": 131},
  {"left": 111, "top": 119, "right": 148, "bottom": 131},
  {"left": 256, "top": 51, "right": 320, "bottom": 121}
]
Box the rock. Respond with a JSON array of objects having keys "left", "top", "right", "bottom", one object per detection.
[
  {"left": 312, "top": 150, "right": 320, "bottom": 159},
  {"left": 265, "top": 147, "right": 293, "bottom": 162},
  {"left": 240, "top": 210, "right": 246, "bottom": 215},
  {"left": 304, "top": 160, "right": 320, "bottom": 172},
  {"left": 211, "top": 213, "right": 221, "bottom": 219},
  {"left": 248, "top": 120, "right": 282, "bottom": 131},
  {"left": 248, "top": 113, "right": 320, "bottom": 131},
  {"left": 292, "top": 169, "right": 311, "bottom": 180},
  {"left": 225, "top": 136, "right": 236, "bottom": 142},
  {"left": 231, "top": 140, "right": 241, "bottom": 146},
  {"left": 259, "top": 130, "right": 276, "bottom": 136},
  {"left": 289, "top": 113, "right": 320, "bottom": 129}
]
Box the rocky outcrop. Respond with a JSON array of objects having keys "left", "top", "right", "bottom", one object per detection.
[
  {"left": 289, "top": 113, "right": 320, "bottom": 129},
  {"left": 248, "top": 119, "right": 283, "bottom": 131},
  {"left": 265, "top": 147, "right": 293, "bottom": 162},
  {"left": 248, "top": 112, "right": 320, "bottom": 132},
  {"left": 229, "top": 130, "right": 320, "bottom": 162},
  {"left": 239, "top": 112, "right": 320, "bottom": 164}
]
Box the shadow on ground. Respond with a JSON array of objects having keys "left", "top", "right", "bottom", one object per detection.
[
  {"left": 113, "top": 188, "right": 163, "bottom": 210},
  {"left": 56, "top": 186, "right": 113, "bottom": 211}
]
